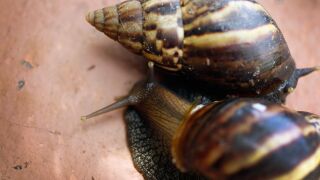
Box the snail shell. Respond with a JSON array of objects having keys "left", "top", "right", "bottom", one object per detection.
[
  {"left": 82, "top": 78, "right": 320, "bottom": 179},
  {"left": 173, "top": 98, "right": 320, "bottom": 179},
  {"left": 86, "top": 0, "right": 318, "bottom": 100}
]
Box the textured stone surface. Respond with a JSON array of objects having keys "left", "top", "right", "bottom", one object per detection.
[{"left": 0, "top": 0, "right": 319, "bottom": 179}]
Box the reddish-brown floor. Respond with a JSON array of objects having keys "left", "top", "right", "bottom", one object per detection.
[{"left": 0, "top": 0, "right": 319, "bottom": 179}]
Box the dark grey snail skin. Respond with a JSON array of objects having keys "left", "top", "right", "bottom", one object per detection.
[
  {"left": 155, "top": 67, "right": 318, "bottom": 104},
  {"left": 123, "top": 82, "right": 210, "bottom": 180},
  {"left": 82, "top": 73, "right": 212, "bottom": 179},
  {"left": 125, "top": 108, "right": 206, "bottom": 180}
]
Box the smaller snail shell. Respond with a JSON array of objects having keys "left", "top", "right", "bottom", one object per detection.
[
  {"left": 172, "top": 99, "right": 320, "bottom": 179},
  {"left": 82, "top": 77, "right": 320, "bottom": 179}
]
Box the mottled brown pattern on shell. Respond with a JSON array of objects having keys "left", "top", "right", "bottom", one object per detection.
[
  {"left": 100, "top": 6, "right": 119, "bottom": 40},
  {"left": 88, "top": 0, "right": 297, "bottom": 97},
  {"left": 143, "top": 0, "right": 179, "bottom": 14},
  {"left": 141, "top": 0, "right": 184, "bottom": 69},
  {"left": 117, "top": 0, "right": 143, "bottom": 53},
  {"left": 183, "top": 29, "right": 287, "bottom": 63},
  {"left": 179, "top": 0, "right": 295, "bottom": 95}
]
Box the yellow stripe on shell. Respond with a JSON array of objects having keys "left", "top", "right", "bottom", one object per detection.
[
  {"left": 142, "top": 0, "right": 184, "bottom": 69},
  {"left": 118, "top": 39, "right": 143, "bottom": 53},
  {"left": 183, "top": 1, "right": 268, "bottom": 31},
  {"left": 155, "top": 39, "right": 164, "bottom": 52},
  {"left": 275, "top": 144, "right": 320, "bottom": 180},
  {"left": 143, "top": 13, "right": 183, "bottom": 43},
  {"left": 149, "top": 13, "right": 182, "bottom": 50},
  {"left": 184, "top": 24, "right": 278, "bottom": 48},
  {"left": 305, "top": 115, "right": 320, "bottom": 135},
  {"left": 222, "top": 126, "right": 302, "bottom": 174},
  {"left": 198, "top": 102, "right": 252, "bottom": 168},
  {"left": 175, "top": 7, "right": 184, "bottom": 40},
  {"left": 142, "top": 51, "right": 163, "bottom": 63},
  {"left": 144, "top": 29, "right": 157, "bottom": 44},
  {"left": 181, "top": 1, "right": 209, "bottom": 21},
  {"left": 162, "top": 47, "right": 183, "bottom": 64},
  {"left": 201, "top": 105, "right": 285, "bottom": 169},
  {"left": 144, "top": 12, "right": 181, "bottom": 30},
  {"left": 302, "top": 125, "right": 318, "bottom": 136}
]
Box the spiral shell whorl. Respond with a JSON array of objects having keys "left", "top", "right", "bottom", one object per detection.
[
  {"left": 180, "top": 0, "right": 295, "bottom": 95},
  {"left": 172, "top": 99, "right": 320, "bottom": 179},
  {"left": 87, "top": 0, "right": 185, "bottom": 70},
  {"left": 141, "top": 0, "right": 184, "bottom": 70},
  {"left": 86, "top": 6, "right": 120, "bottom": 41},
  {"left": 86, "top": 0, "right": 144, "bottom": 53},
  {"left": 87, "top": 0, "right": 297, "bottom": 96}
]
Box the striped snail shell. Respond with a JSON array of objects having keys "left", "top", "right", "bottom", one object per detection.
[
  {"left": 172, "top": 99, "right": 320, "bottom": 179},
  {"left": 82, "top": 73, "right": 320, "bottom": 179},
  {"left": 86, "top": 0, "right": 319, "bottom": 100}
]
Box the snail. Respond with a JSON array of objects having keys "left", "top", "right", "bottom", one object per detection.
[
  {"left": 82, "top": 63, "right": 320, "bottom": 179},
  {"left": 86, "top": 0, "right": 319, "bottom": 102}
]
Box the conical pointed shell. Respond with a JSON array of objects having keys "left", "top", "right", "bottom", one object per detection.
[
  {"left": 86, "top": 1, "right": 144, "bottom": 53},
  {"left": 86, "top": 6, "right": 119, "bottom": 41}
]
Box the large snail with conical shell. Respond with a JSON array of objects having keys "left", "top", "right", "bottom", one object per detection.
[
  {"left": 86, "top": 0, "right": 319, "bottom": 102},
  {"left": 82, "top": 63, "right": 320, "bottom": 179}
]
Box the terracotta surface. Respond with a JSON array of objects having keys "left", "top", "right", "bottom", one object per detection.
[{"left": 0, "top": 0, "right": 319, "bottom": 179}]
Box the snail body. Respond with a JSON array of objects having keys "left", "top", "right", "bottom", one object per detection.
[
  {"left": 82, "top": 76, "right": 320, "bottom": 179},
  {"left": 86, "top": 0, "right": 318, "bottom": 101}
]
